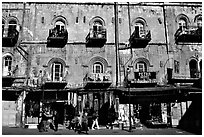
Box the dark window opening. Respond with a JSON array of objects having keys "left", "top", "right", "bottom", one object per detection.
[
  {"left": 189, "top": 60, "right": 198, "bottom": 78},
  {"left": 174, "top": 60, "right": 180, "bottom": 74}
]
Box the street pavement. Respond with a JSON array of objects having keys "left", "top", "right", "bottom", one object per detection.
[{"left": 2, "top": 126, "right": 196, "bottom": 135}]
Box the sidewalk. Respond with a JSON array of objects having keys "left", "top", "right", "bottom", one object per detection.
[{"left": 2, "top": 125, "right": 195, "bottom": 135}]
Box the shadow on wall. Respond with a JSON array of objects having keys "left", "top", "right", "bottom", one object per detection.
[{"left": 177, "top": 94, "right": 202, "bottom": 135}]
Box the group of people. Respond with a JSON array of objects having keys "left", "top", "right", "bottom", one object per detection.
[
  {"left": 38, "top": 107, "right": 59, "bottom": 132},
  {"left": 66, "top": 109, "right": 100, "bottom": 134},
  {"left": 38, "top": 104, "right": 117, "bottom": 133}
]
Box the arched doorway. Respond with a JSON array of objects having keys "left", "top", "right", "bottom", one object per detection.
[{"left": 189, "top": 59, "right": 198, "bottom": 78}]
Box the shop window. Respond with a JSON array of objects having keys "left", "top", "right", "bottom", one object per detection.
[
  {"left": 93, "top": 62, "right": 103, "bottom": 73},
  {"left": 3, "top": 55, "right": 12, "bottom": 76},
  {"left": 51, "top": 62, "right": 63, "bottom": 81},
  {"left": 174, "top": 60, "right": 180, "bottom": 74},
  {"left": 136, "top": 61, "right": 147, "bottom": 72}
]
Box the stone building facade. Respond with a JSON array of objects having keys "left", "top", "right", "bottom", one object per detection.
[{"left": 2, "top": 2, "right": 202, "bottom": 133}]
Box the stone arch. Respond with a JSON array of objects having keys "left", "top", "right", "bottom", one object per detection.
[
  {"left": 133, "top": 57, "right": 151, "bottom": 71},
  {"left": 47, "top": 57, "right": 66, "bottom": 68},
  {"left": 194, "top": 14, "right": 202, "bottom": 23},
  {"left": 7, "top": 16, "right": 20, "bottom": 25},
  {"left": 89, "top": 16, "right": 106, "bottom": 27},
  {"left": 51, "top": 15, "right": 68, "bottom": 26},
  {"left": 175, "top": 14, "right": 190, "bottom": 25},
  {"left": 89, "top": 56, "right": 109, "bottom": 72},
  {"left": 2, "top": 52, "right": 14, "bottom": 58},
  {"left": 131, "top": 17, "right": 148, "bottom": 27}
]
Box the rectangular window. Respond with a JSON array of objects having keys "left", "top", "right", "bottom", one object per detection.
[
  {"left": 76, "top": 17, "right": 79, "bottom": 23},
  {"left": 95, "top": 65, "right": 101, "bottom": 73},
  {"left": 83, "top": 16, "right": 86, "bottom": 23},
  {"left": 137, "top": 63, "right": 145, "bottom": 72},
  {"left": 174, "top": 60, "right": 180, "bottom": 74},
  {"left": 53, "top": 63, "right": 62, "bottom": 81}
]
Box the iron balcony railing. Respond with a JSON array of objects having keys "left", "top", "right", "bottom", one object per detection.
[
  {"left": 2, "top": 28, "right": 19, "bottom": 47},
  {"left": 47, "top": 28, "right": 68, "bottom": 47},
  {"left": 174, "top": 26, "right": 202, "bottom": 43},
  {"left": 130, "top": 29, "right": 151, "bottom": 40},
  {"left": 85, "top": 28, "right": 107, "bottom": 42},
  {"left": 84, "top": 72, "right": 112, "bottom": 83}
]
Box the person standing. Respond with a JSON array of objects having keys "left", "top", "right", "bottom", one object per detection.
[
  {"left": 39, "top": 107, "right": 49, "bottom": 132},
  {"left": 91, "top": 110, "right": 100, "bottom": 130},
  {"left": 81, "top": 112, "right": 89, "bottom": 134},
  {"left": 53, "top": 110, "right": 59, "bottom": 131},
  {"left": 107, "top": 105, "right": 116, "bottom": 129}
]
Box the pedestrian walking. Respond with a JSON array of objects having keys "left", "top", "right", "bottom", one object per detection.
[
  {"left": 81, "top": 112, "right": 89, "bottom": 134},
  {"left": 53, "top": 110, "right": 59, "bottom": 131},
  {"left": 39, "top": 107, "right": 51, "bottom": 132},
  {"left": 107, "top": 105, "right": 116, "bottom": 129},
  {"left": 91, "top": 110, "right": 100, "bottom": 130},
  {"left": 74, "top": 113, "right": 82, "bottom": 134}
]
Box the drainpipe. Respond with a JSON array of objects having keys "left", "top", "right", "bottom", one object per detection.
[
  {"left": 114, "top": 2, "right": 119, "bottom": 87},
  {"left": 162, "top": 3, "right": 173, "bottom": 127},
  {"left": 127, "top": 2, "right": 133, "bottom": 132},
  {"left": 21, "top": 2, "right": 27, "bottom": 128}
]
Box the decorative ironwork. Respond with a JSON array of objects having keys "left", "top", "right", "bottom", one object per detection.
[
  {"left": 129, "top": 30, "right": 151, "bottom": 48},
  {"left": 85, "top": 27, "right": 107, "bottom": 47},
  {"left": 2, "top": 28, "right": 19, "bottom": 47},
  {"left": 47, "top": 27, "right": 68, "bottom": 48},
  {"left": 83, "top": 72, "right": 112, "bottom": 88},
  {"left": 175, "top": 26, "right": 202, "bottom": 44}
]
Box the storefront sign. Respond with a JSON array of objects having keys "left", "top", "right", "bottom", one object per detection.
[{"left": 134, "top": 72, "right": 156, "bottom": 80}]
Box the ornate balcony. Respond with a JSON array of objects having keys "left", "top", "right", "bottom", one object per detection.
[
  {"left": 175, "top": 26, "right": 202, "bottom": 44},
  {"left": 2, "top": 29, "right": 19, "bottom": 47},
  {"left": 127, "top": 72, "right": 157, "bottom": 88},
  {"left": 40, "top": 73, "right": 67, "bottom": 89},
  {"left": 85, "top": 28, "right": 107, "bottom": 48},
  {"left": 167, "top": 68, "right": 201, "bottom": 86},
  {"left": 83, "top": 72, "right": 112, "bottom": 89},
  {"left": 129, "top": 29, "right": 151, "bottom": 48},
  {"left": 2, "top": 66, "right": 18, "bottom": 87},
  {"left": 47, "top": 28, "right": 68, "bottom": 48}
]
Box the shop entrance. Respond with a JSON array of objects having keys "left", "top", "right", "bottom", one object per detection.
[
  {"left": 44, "top": 102, "right": 76, "bottom": 125},
  {"left": 50, "top": 102, "right": 65, "bottom": 125}
]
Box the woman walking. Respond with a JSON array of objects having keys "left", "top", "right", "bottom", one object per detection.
[{"left": 91, "top": 110, "right": 100, "bottom": 130}]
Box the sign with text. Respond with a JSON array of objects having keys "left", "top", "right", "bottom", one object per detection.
[{"left": 134, "top": 72, "right": 156, "bottom": 80}]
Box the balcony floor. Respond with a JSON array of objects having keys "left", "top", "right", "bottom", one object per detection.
[{"left": 42, "top": 81, "right": 67, "bottom": 89}]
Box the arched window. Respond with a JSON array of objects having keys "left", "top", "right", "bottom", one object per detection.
[
  {"left": 51, "top": 62, "right": 63, "bottom": 81},
  {"left": 189, "top": 59, "right": 198, "bottom": 78},
  {"left": 93, "top": 20, "right": 103, "bottom": 32},
  {"left": 93, "top": 62, "right": 103, "bottom": 73},
  {"left": 135, "top": 22, "right": 145, "bottom": 38},
  {"left": 3, "top": 55, "right": 12, "bottom": 76},
  {"left": 136, "top": 61, "right": 147, "bottom": 72},
  {"left": 8, "top": 20, "right": 17, "bottom": 30},
  {"left": 55, "top": 20, "right": 65, "bottom": 33},
  {"left": 178, "top": 19, "right": 187, "bottom": 30},
  {"left": 8, "top": 20, "right": 17, "bottom": 37}
]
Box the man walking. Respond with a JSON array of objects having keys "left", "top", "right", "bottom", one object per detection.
[{"left": 53, "top": 110, "right": 59, "bottom": 131}]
